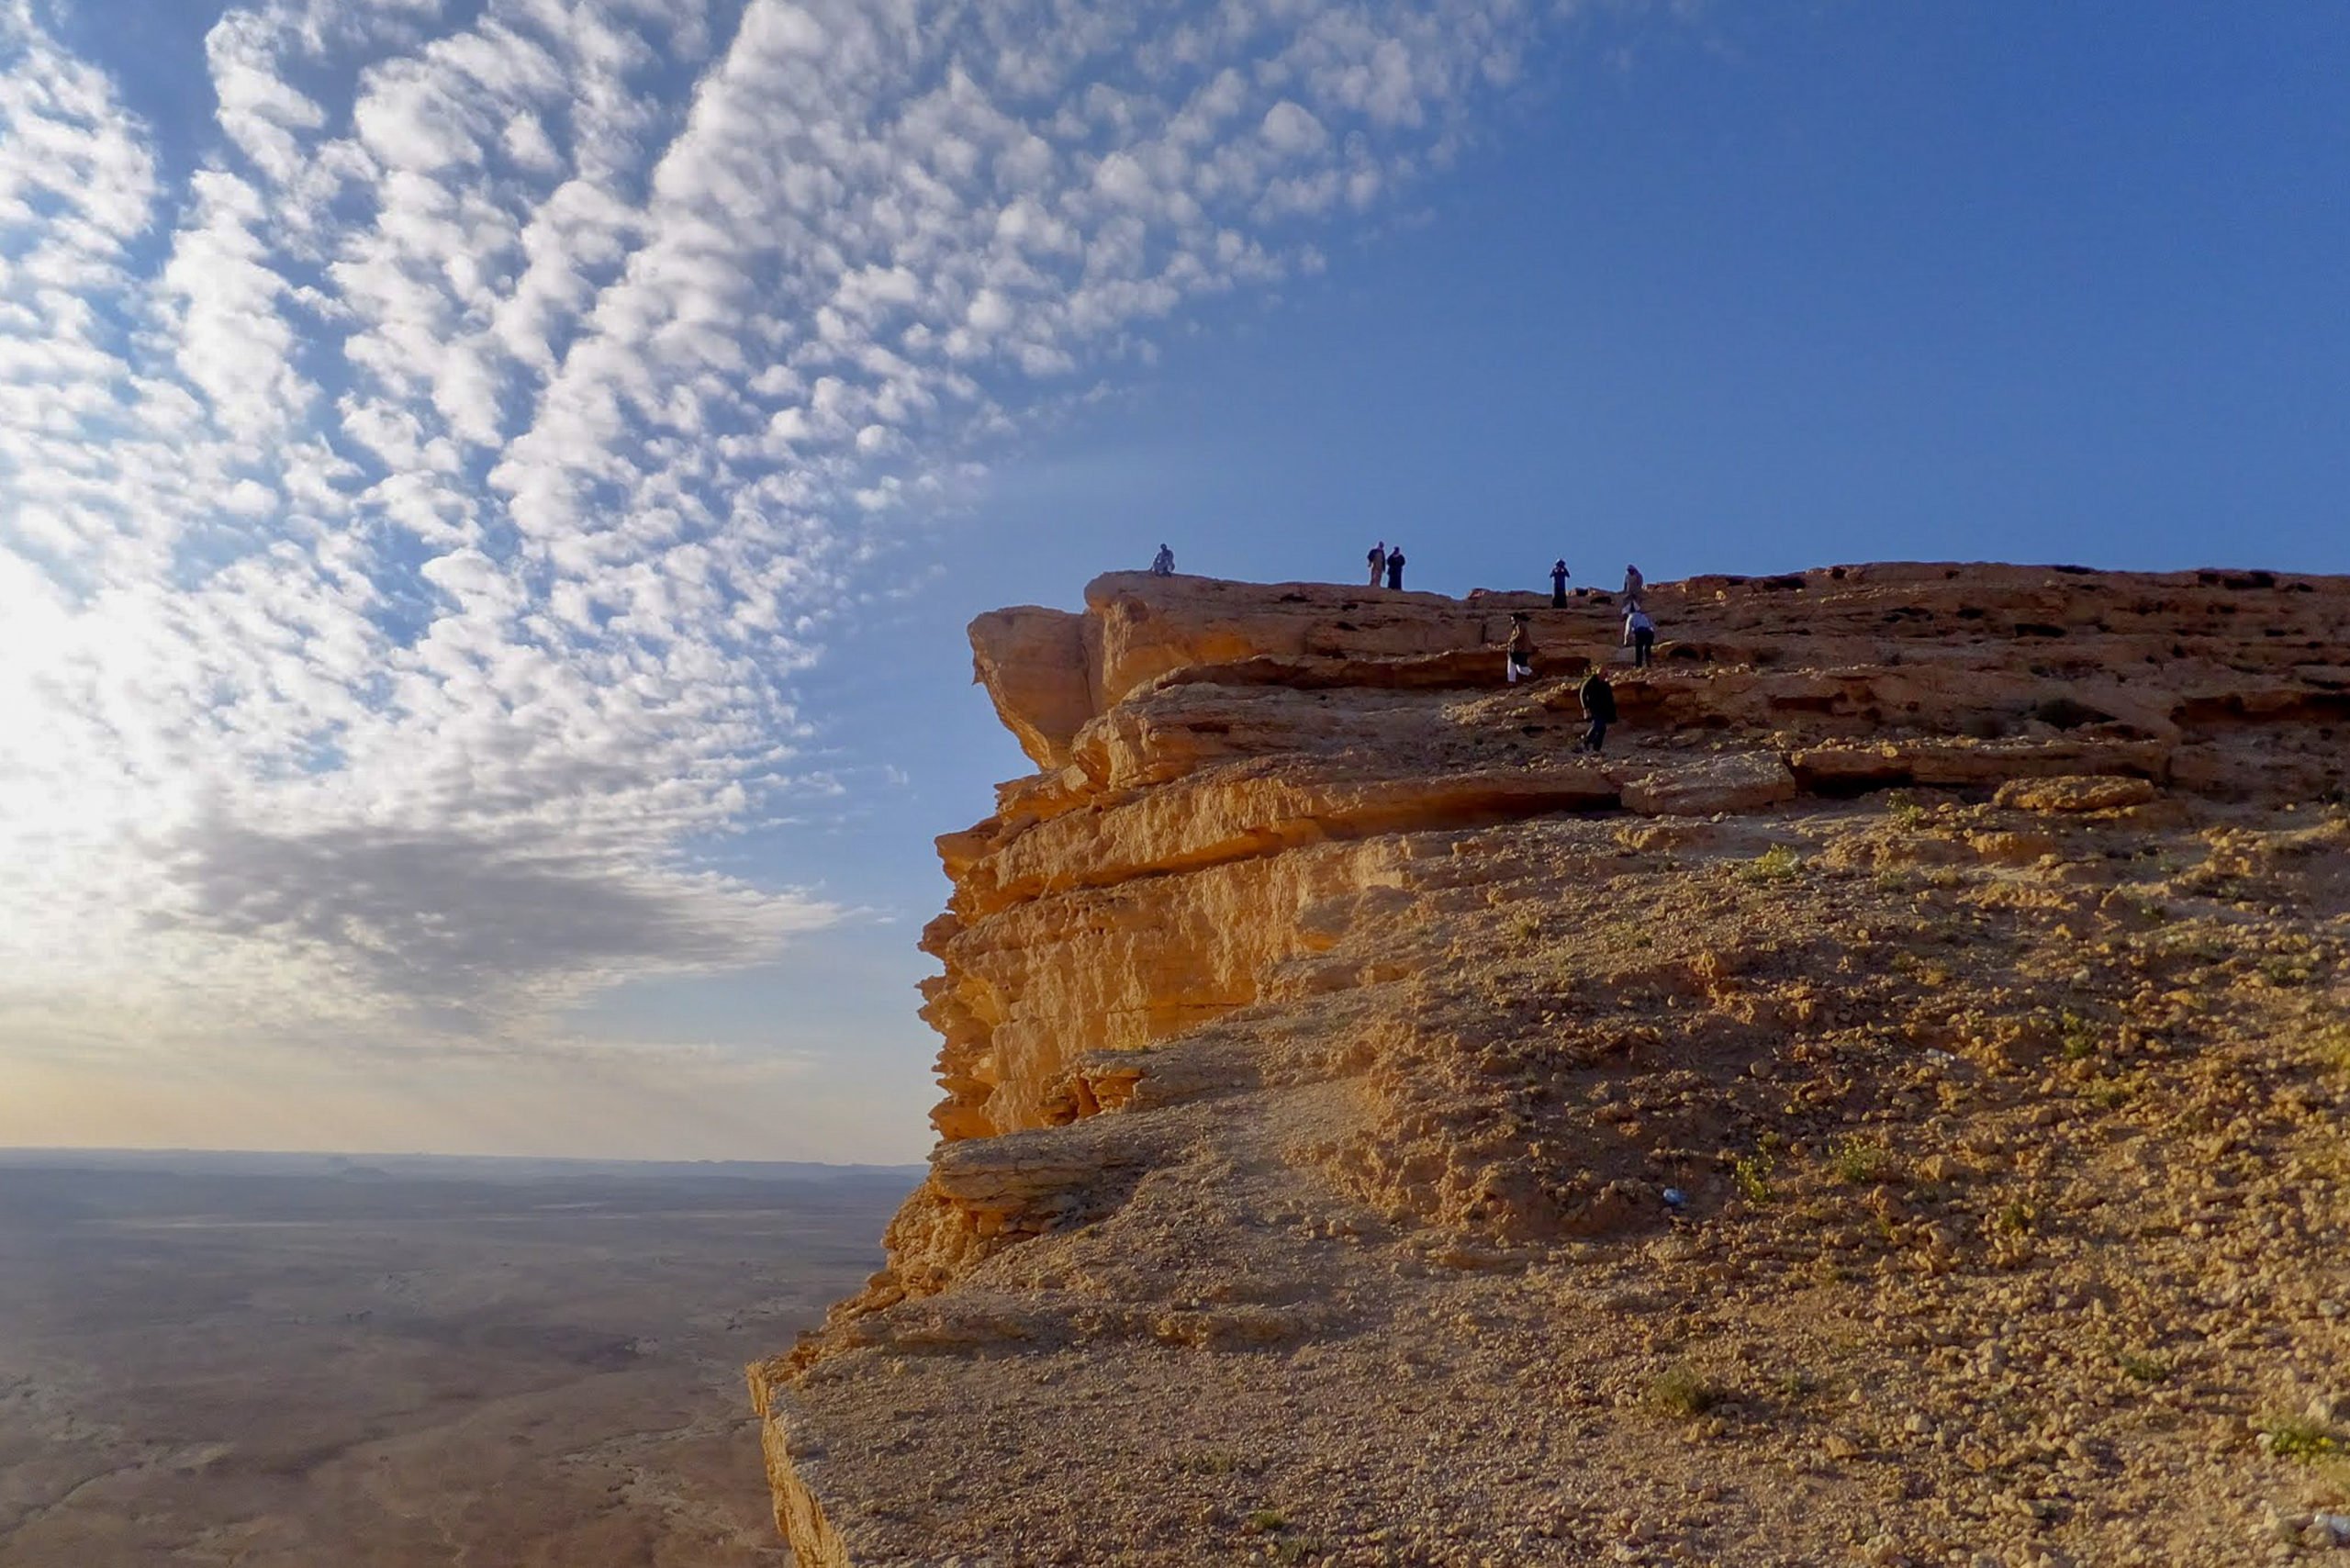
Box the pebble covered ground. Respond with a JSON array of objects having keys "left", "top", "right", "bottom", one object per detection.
[{"left": 767, "top": 791, "right": 2348, "bottom": 1566}]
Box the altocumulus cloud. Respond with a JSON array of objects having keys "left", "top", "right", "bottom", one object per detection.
[{"left": 0, "top": 0, "right": 1559, "bottom": 1059}]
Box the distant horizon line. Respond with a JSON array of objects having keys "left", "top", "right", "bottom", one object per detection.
[{"left": 0, "top": 1144, "right": 927, "bottom": 1171}]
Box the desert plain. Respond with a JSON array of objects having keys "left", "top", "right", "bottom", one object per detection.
[{"left": 0, "top": 1150, "right": 906, "bottom": 1567}]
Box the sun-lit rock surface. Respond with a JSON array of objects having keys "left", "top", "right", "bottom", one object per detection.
[{"left": 752, "top": 563, "right": 2350, "bottom": 1566}]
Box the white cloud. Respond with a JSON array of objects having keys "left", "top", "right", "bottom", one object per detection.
[
  {"left": 500, "top": 108, "right": 561, "bottom": 171},
  {"left": 353, "top": 56, "right": 489, "bottom": 171},
  {"left": 206, "top": 10, "right": 326, "bottom": 185},
  {"left": 0, "top": 0, "right": 1575, "bottom": 1070},
  {"left": 160, "top": 169, "right": 309, "bottom": 442},
  {"left": 1260, "top": 98, "right": 1328, "bottom": 156},
  {"left": 223, "top": 477, "right": 278, "bottom": 513}
]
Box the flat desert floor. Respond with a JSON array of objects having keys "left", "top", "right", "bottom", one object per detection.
[{"left": 0, "top": 1151, "right": 911, "bottom": 1567}]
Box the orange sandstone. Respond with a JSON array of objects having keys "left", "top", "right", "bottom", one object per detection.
[{"left": 752, "top": 563, "right": 2350, "bottom": 1566}]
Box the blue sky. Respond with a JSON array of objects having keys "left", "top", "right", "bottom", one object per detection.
[{"left": 3, "top": 0, "right": 2344, "bottom": 1162}]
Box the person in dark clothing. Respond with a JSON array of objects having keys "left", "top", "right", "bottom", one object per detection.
[
  {"left": 1624, "top": 605, "right": 1656, "bottom": 668},
  {"left": 1622, "top": 563, "right": 1645, "bottom": 608},
  {"left": 1550, "top": 558, "right": 1570, "bottom": 608},
  {"left": 1385, "top": 545, "right": 1405, "bottom": 590},
  {"left": 1577, "top": 664, "right": 1616, "bottom": 753},
  {"left": 1505, "top": 612, "right": 1535, "bottom": 684},
  {"left": 1149, "top": 543, "right": 1174, "bottom": 577}
]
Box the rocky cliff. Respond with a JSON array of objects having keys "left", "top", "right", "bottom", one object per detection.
[{"left": 751, "top": 564, "right": 2350, "bottom": 1567}]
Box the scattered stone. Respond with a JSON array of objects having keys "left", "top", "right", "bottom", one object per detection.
[{"left": 1994, "top": 775, "right": 2158, "bottom": 813}]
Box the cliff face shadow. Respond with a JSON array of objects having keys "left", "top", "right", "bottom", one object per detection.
[{"left": 0, "top": 1154, "right": 911, "bottom": 1568}]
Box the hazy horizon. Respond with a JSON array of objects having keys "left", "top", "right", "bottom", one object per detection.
[
  {"left": 0, "top": 1143, "right": 923, "bottom": 1170},
  {"left": 0, "top": 1150, "right": 904, "bottom": 1566}
]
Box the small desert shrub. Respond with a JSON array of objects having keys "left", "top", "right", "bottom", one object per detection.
[
  {"left": 1828, "top": 1134, "right": 1893, "bottom": 1185},
  {"left": 2260, "top": 1415, "right": 2343, "bottom": 1462},
  {"left": 2157, "top": 925, "right": 2229, "bottom": 964},
  {"left": 1886, "top": 790, "right": 1926, "bottom": 826},
  {"left": 1891, "top": 950, "right": 1953, "bottom": 987},
  {"left": 1775, "top": 1371, "right": 1823, "bottom": 1401},
  {"left": 1649, "top": 1366, "right": 1726, "bottom": 1419},
  {"left": 1740, "top": 845, "right": 1803, "bottom": 885},
  {"left": 2058, "top": 1010, "right": 2100, "bottom": 1061},
  {"left": 1731, "top": 1150, "right": 1775, "bottom": 1205},
  {"left": 1993, "top": 1200, "right": 2037, "bottom": 1236},
  {"left": 1179, "top": 1450, "right": 1241, "bottom": 1476},
  {"left": 2114, "top": 1350, "right": 2171, "bottom": 1384},
  {"left": 2261, "top": 958, "right": 2318, "bottom": 988},
  {"left": 1243, "top": 1508, "right": 1289, "bottom": 1534}
]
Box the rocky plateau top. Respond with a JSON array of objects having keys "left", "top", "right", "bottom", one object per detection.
[{"left": 751, "top": 562, "right": 2350, "bottom": 1568}]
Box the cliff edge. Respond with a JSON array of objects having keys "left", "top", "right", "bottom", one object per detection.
[{"left": 752, "top": 563, "right": 2350, "bottom": 1566}]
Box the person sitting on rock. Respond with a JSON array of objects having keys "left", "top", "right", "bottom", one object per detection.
[
  {"left": 1624, "top": 605, "right": 1656, "bottom": 669},
  {"left": 1150, "top": 543, "right": 1174, "bottom": 577},
  {"left": 1385, "top": 544, "right": 1406, "bottom": 591},
  {"left": 1577, "top": 662, "right": 1617, "bottom": 753},
  {"left": 1550, "top": 558, "right": 1570, "bottom": 608},
  {"left": 1506, "top": 612, "right": 1536, "bottom": 684},
  {"left": 1367, "top": 541, "right": 1386, "bottom": 587}
]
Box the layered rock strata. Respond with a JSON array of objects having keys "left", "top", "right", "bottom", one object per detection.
[{"left": 754, "top": 564, "right": 2350, "bottom": 1566}]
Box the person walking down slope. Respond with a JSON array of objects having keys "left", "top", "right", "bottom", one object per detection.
[
  {"left": 1577, "top": 662, "right": 1617, "bottom": 753},
  {"left": 1150, "top": 543, "right": 1175, "bottom": 577},
  {"left": 1550, "top": 558, "right": 1571, "bottom": 608},
  {"left": 1505, "top": 612, "right": 1536, "bottom": 684},
  {"left": 1367, "top": 541, "right": 1387, "bottom": 588},
  {"left": 1622, "top": 563, "right": 1645, "bottom": 608},
  {"left": 1624, "top": 605, "right": 1656, "bottom": 669},
  {"left": 1386, "top": 544, "right": 1406, "bottom": 591}
]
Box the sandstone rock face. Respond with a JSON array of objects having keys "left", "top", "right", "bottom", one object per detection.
[
  {"left": 968, "top": 605, "right": 1091, "bottom": 767},
  {"left": 755, "top": 563, "right": 2350, "bottom": 1566}
]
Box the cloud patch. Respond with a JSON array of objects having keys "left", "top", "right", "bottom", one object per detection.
[
  {"left": 158, "top": 817, "right": 831, "bottom": 1021},
  {"left": 0, "top": 0, "right": 1565, "bottom": 1059}
]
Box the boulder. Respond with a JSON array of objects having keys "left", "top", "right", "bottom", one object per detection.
[
  {"left": 1994, "top": 774, "right": 2160, "bottom": 813},
  {"left": 1620, "top": 753, "right": 1797, "bottom": 816}
]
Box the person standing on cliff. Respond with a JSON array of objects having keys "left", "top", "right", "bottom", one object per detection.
[
  {"left": 1386, "top": 544, "right": 1406, "bottom": 591},
  {"left": 1150, "top": 543, "right": 1174, "bottom": 577},
  {"left": 1624, "top": 604, "right": 1656, "bottom": 669},
  {"left": 1506, "top": 612, "right": 1536, "bottom": 684},
  {"left": 1550, "top": 559, "right": 1570, "bottom": 608},
  {"left": 1367, "top": 541, "right": 1386, "bottom": 587},
  {"left": 1622, "top": 563, "right": 1645, "bottom": 609},
  {"left": 1577, "top": 662, "right": 1617, "bottom": 753}
]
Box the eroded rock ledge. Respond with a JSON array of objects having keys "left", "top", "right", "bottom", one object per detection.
[{"left": 753, "top": 564, "right": 2350, "bottom": 1567}]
